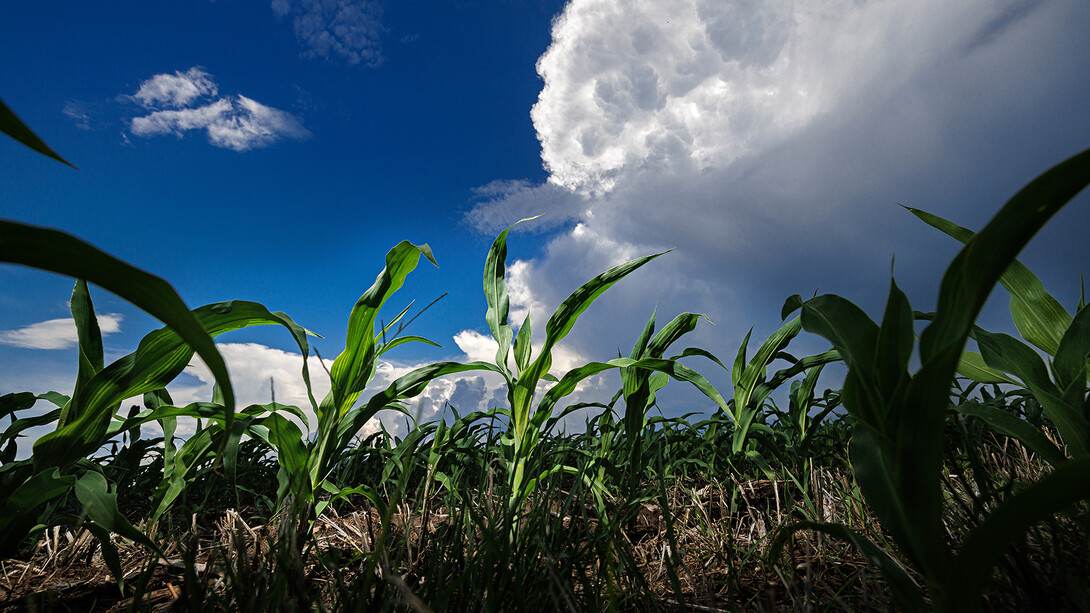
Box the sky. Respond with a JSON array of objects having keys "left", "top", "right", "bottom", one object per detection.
[{"left": 3, "top": 0, "right": 1090, "bottom": 444}]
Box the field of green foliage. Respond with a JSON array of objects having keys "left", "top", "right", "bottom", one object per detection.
[{"left": 3, "top": 97, "right": 1090, "bottom": 611}]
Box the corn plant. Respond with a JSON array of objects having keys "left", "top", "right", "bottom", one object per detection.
[
  {"left": 357, "top": 218, "right": 734, "bottom": 534},
  {"left": 764, "top": 376, "right": 843, "bottom": 466},
  {"left": 727, "top": 317, "right": 840, "bottom": 457},
  {"left": 616, "top": 310, "right": 723, "bottom": 500},
  {"left": 907, "top": 206, "right": 1089, "bottom": 467},
  {"left": 771, "top": 146, "right": 1090, "bottom": 611},
  {"left": 252, "top": 240, "right": 446, "bottom": 526},
  {"left": 691, "top": 316, "right": 841, "bottom": 479}
]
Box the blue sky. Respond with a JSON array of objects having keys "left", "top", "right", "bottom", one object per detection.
[{"left": 3, "top": 0, "right": 1090, "bottom": 436}]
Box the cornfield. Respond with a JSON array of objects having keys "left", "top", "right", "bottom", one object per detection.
[{"left": 2, "top": 97, "right": 1090, "bottom": 612}]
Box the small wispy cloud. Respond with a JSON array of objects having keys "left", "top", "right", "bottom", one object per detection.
[
  {"left": 62, "top": 101, "right": 93, "bottom": 130},
  {"left": 0, "top": 314, "right": 122, "bottom": 350},
  {"left": 125, "top": 67, "right": 310, "bottom": 152},
  {"left": 271, "top": 0, "right": 386, "bottom": 67}
]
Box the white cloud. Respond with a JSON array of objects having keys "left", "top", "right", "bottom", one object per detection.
[
  {"left": 178, "top": 342, "right": 330, "bottom": 431},
  {"left": 467, "top": 0, "right": 1090, "bottom": 378},
  {"left": 131, "top": 67, "right": 218, "bottom": 108},
  {"left": 130, "top": 98, "right": 233, "bottom": 138},
  {"left": 272, "top": 0, "right": 385, "bottom": 67},
  {"left": 62, "top": 101, "right": 93, "bottom": 130},
  {"left": 177, "top": 342, "right": 472, "bottom": 438},
  {"left": 127, "top": 68, "right": 310, "bottom": 151},
  {"left": 530, "top": 0, "right": 1020, "bottom": 195},
  {"left": 0, "top": 314, "right": 123, "bottom": 350}
]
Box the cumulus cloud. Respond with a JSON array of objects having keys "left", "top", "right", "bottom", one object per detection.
[
  {"left": 467, "top": 0, "right": 1090, "bottom": 377},
  {"left": 126, "top": 67, "right": 310, "bottom": 151},
  {"left": 272, "top": 0, "right": 386, "bottom": 67},
  {"left": 0, "top": 314, "right": 123, "bottom": 350},
  {"left": 131, "top": 67, "right": 218, "bottom": 108},
  {"left": 530, "top": 0, "right": 1029, "bottom": 195}
]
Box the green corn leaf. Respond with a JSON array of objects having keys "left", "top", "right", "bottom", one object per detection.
[
  {"left": 874, "top": 279, "right": 913, "bottom": 405},
  {"left": 672, "top": 346, "right": 731, "bottom": 372},
  {"left": 648, "top": 370, "right": 670, "bottom": 397},
  {"left": 37, "top": 391, "right": 71, "bottom": 408},
  {"left": 763, "top": 349, "right": 841, "bottom": 396},
  {"left": 734, "top": 317, "right": 804, "bottom": 420},
  {"left": 81, "top": 523, "right": 125, "bottom": 594},
  {"left": 539, "top": 251, "right": 667, "bottom": 359},
  {"left": 894, "top": 360, "right": 961, "bottom": 581},
  {"left": 781, "top": 294, "right": 804, "bottom": 321},
  {"left": 0, "top": 468, "right": 76, "bottom": 557},
  {"left": 800, "top": 296, "right": 879, "bottom": 374},
  {"left": 151, "top": 394, "right": 179, "bottom": 489},
  {"left": 975, "top": 331, "right": 1053, "bottom": 388},
  {"left": 35, "top": 300, "right": 315, "bottom": 470},
  {"left": 331, "top": 241, "right": 436, "bottom": 416},
  {"left": 1, "top": 219, "right": 235, "bottom": 455},
  {"left": 956, "top": 350, "right": 1018, "bottom": 385},
  {"left": 791, "top": 362, "right": 826, "bottom": 430},
  {"left": 631, "top": 309, "right": 657, "bottom": 359},
  {"left": 0, "top": 392, "right": 37, "bottom": 422},
  {"left": 74, "top": 472, "right": 164, "bottom": 594},
  {"left": 74, "top": 470, "right": 158, "bottom": 550},
  {"left": 69, "top": 281, "right": 104, "bottom": 421},
  {"left": 731, "top": 327, "right": 752, "bottom": 393},
  {"left": 148, "top": 426, "right": 219, "bottom": 525},
  {"left": 377, "top": 334, "right": 440, "bottom": 356},
  {"left": 108, "top": 400, "right": 233, "bottom": 436},
  {"left": 537, "top": 362, "right": 620, "bottom": 419},
  {"left": 0, "top": 96, "right": 77, "bottom": 169},
  {"left": 263, "top": 413, "right": 310, "bottom": 497},
  {"left": 919, "top": 147, "right": 1090, "bottom": 367},
  {"left": 647, "top": 313, "right": 704, "bottom": 358},
  {"left": 800, "top": 295, "right": 882, "bottom": 428},
  {"left": 537, "top": 356, "right": 730, "bottom": 427},
  {"left": 0, "top": 408, "right": 61, "bottom": 456},
  {"left": 1052, "top": 302, "right": 1090, "bottom": 396},
  {"left": 848, "top": 428, "right": 923, "bottom": 569},
  {"left": 977, "top": 328, "right": 1090, "bottom": 454},
  {"left": 907, "top": 206, "right": 1073, "bottom": 357},
  {"left": 484, "top": 218, "right": 537, "bottom": 374},
  {"left": 513, "top": 313, "right": 533, "bottom": 374},
  {"left": 954, "top": 401, "right": 1068, "bottom": 467}
]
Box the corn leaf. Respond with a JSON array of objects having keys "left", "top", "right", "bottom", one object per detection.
[
  {"left": 484, "top": 219, "right": 537, "bottom": 375},
  {"left": 906, "top": 206, "right": 1073, "bottom": 357},
  {"left": 0, "top": 96, "right": 77, "bottom": 169},
  {"left": 1052, "top": 302, "right": 1090, "bottom": 396},
  {"left": 330, "top": 241, "right": 436, "bottom": 416},
  {"left": 953, "top": 401, "right": 1068, "bottom": 467},
  {"left": 0, "top": 468, "right": 76, "bottom": 557},
  {"left": 1, "top": 219, "right": 235, "bottom": 459}
]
